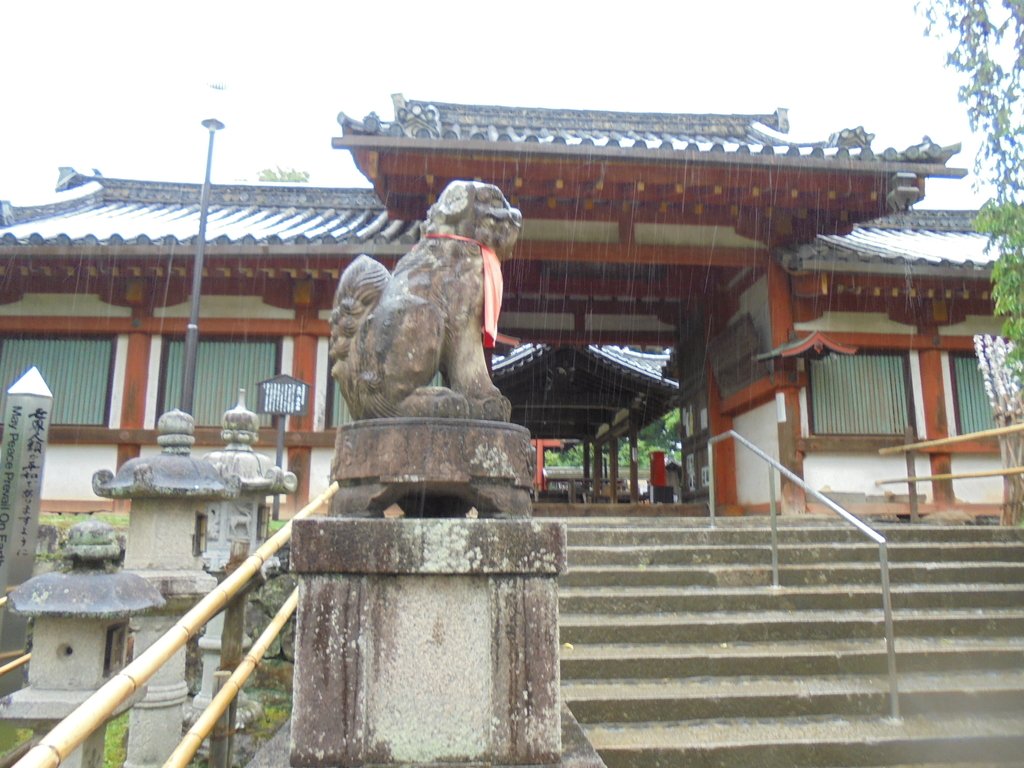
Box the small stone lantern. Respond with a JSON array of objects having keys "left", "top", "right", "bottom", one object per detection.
[
  {"left": 0, "top": 521, "right": 164, "bottom": 768},
  {"left": 93, "top": 409, "right": 232, "bottom": 768},
  {"left": 194, "top": 391, "right": 297, "bottom": 717},
  {"left": 202, "top": 390, "right": 297, "bottom": 572}
]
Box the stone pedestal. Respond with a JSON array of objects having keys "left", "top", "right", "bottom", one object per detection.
[
  {"left": 290, "top": 517, "right": 565, "bottom": 767},
  {"left": 330, "top": 418, "right": 534, "bottom": 518},
  {"left": 124, "top": 607, "right": 192, "bottom": 768}
]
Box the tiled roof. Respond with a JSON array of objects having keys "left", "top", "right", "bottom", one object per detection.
[
  {"left": 2, "top": 173, "right": 991, "bottom": 274},
  {"left": 337, "top": 94, "right": 960, "bottom": 166},
  {"left": 494, "top": 344, "right": 676, "bottom": 388},
  {"left": 782, "top": 210, "right": 996, "bottom": 272},
  {"left": 0, "top": 171, "right": 420, "bottom": 247}
]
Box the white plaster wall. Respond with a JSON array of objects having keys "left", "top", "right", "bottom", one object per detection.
[
  {"left": 908, "top": 351, "right": 926, "bottom": 441},
  {"left": 280, "top": 337, "right": 294, "bottom": 377},
  {"left": 804, "top": 453, "right": 933, "bottom": 502},
  {"left": 950, "top": 455, "right": 1005, "bottom": 503},
  {"left": 155, "top": 295, "right": 294, "bottom": 320},
  {"left": 314, "top": 337, "right": 329, "bottom": 431},
  {"left": 587, "top": 314, "right": 673, "bottom": 332},
  {"left": 939, "top": 315, "right": 1003, "bottom": 337},
  {"left": 795, "top": 311, "right": 914, "bottom": 335},
  {"left": 309, "top": 447, "right": 334, "bottom": 499},
  {"left": 0, "top": 293, "right": 131, "bottom": 317},
  {"left": 109, "top": 335, "right": 129, "bottom": 428},
  {"left": 43, "top": 445, "right": 118, "bottom": 502},
  {"left": 144, "top": 336, "right": 163, "bottom": 428},
  {"left": 733, "top": 401, "right": 779, "bottom": 505}
]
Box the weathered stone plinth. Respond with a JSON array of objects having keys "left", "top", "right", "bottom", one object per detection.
[
  {"left": 290, "top": 517, "right": 566, "bottom": 767},
  {"left": 330, "top": 418, "right": 534, "bottom": 518}
]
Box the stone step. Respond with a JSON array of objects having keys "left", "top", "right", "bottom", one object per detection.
[
  {"left": 559, "top": 637, "right": 1024, "bottom": 680},
  {"left": 566, "top": 542, "right": 1024, "bottom": 567},
  {"left": 558, "top": 609, "right": 1024, "bottom": 645},
  {"left": 561, "top": 562, "right": 1024, "bottom": 588},
  {"left": 580, "top": 713, "right": 1024, "bottom": 768},
  {"left": 566, "top": 524, "right": 1024, "bottom": 548},
  {"left": 563, "top": 670, "right": 1024, "bottom": 722},
  {"left": 560, "top": 584, "right": 1024, "bottom": 614}
]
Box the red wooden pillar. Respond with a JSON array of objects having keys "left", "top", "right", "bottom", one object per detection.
[
  {"left": 116, "top": 331, "right": 151, "bottom": 470},
  {"left": 767, "top": 258, "right": 805, "bottom": 513},
  {"left": 288, "top": 320, "right": 319, "bottom": 510},
  {"left": 776, "top": 384, "right": 807, "bottom": 513},
  {"left": 706, "top": 362, "right": 738, "bottom": 511},
  {"left": 918, "top": 348, "right": 954, "bottom": 505}
]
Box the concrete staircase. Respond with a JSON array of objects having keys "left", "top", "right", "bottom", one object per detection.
[{"left": 558, "top": 517, "right": 1024, "bottom": 768}]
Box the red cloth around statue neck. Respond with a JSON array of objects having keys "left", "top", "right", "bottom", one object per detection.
[{"left": 425, "top": 233, "right": 503, "bottom": 348}]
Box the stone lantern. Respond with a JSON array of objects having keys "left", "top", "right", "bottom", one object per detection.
[
  {"left": 93, "top": 409, "right": 232, "bottom": 768},
  {"left": 202, "top": 390, "right": 297, "bottom": 572},
  {"left": 194, "top": 390, "right": 297, "bottom": 717},
  {"left": 0, "top": 521, "right": 164, "bottom": 768}
]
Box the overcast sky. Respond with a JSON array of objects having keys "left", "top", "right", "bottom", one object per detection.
[{"left": 0, "top": 0, "right": 991, "bottom": 209}]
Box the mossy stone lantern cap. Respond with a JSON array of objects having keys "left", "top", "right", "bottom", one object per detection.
[
  {"left": 92, "top": 409, "right": 240, "bottom": 500},
  {"left": 92, "top": 409, "right": 239, "bottom": 572},
  {"left": 8, "top": 520, "right": 164, "bottom": 691}
]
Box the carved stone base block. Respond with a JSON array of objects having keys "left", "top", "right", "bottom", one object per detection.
[
  {"left": 330, "top": 419, "right": 534, "bottom": 518},
  {"left": 289, "top": 518, "right": 566, "bottom": 767}
]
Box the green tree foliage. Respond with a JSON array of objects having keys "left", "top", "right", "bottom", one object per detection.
[
  {"left": 543, "top": 410, "right": 681, "bottom": 470},
  {"left": 922, "top": 1, "right": 1024, "bottom": 354},
  {"left": 258, "top": 166, "right": 311, "bottom": 183}
]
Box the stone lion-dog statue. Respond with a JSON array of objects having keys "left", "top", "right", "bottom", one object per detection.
[{"left": 330, "top": 180, "right": 522, "bottom": 422}]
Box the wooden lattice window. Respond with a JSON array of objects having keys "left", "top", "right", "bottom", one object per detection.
[
  {"left": 0, "top": 337, "right": 114, "bottom": 425},
  {"left": 159, "top": 339, "right": 278, "bottom": 427},
  {"left": 809, "top": 353, "right": 912, "bottom": 435},
  {"left": 951, "top": 353, "right": 996, "bottom": 435}
]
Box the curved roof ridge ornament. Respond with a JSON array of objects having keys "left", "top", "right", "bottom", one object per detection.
[{"left": 757, "top": 331, "right": 859, "bottom": 361}]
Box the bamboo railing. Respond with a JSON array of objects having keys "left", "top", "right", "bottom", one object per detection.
[
  {"left": 0, "top": 652, "right": 31, "bottom": 680},
  {"left": 875, "top": 423, "right": 1024, "bottom": 523},
  {"left": 164, "top": 589, "right": 298, "bottom": 768},
  {"left": 876, "top": 422, "right": 1024, "bottom": 485}
]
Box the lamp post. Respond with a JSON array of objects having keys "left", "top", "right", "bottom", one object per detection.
[{"left": 180, "top": 117, "right": 225, "bottom": 416}]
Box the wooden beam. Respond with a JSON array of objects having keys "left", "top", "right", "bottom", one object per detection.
[
  {"left": 516, "top": 240, "right": 765, "bottom": 268},
  {"left": 0, "top": 315, "right": 332, "bottom": 337}
]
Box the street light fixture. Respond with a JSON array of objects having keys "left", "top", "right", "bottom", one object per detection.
[{"left": 180, "top": 118, "right": 225, "bottom": 416}]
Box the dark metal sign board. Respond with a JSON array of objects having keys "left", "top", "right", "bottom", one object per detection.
[{"left": 257, "top": 375, "right": 310, "bottom": 416}]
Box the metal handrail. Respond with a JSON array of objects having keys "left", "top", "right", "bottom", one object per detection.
[
  {"left": 14, "top": 481, "right": 338, "bottom": 768},
  {"left": 708, "top": 430, "right": 900, "bottom": 719}
]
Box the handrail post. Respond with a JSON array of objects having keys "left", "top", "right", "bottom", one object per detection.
[
  {"left": 209, "top": 670, "right": 232, "bottom": 768},
  {"left": 768, "top": 465, "right": 779, "bottom": 588},
  {"left": 216, "top": 540, "right": 249, "bottom": 766},
  {"left": 878, "top": 541, "right": 900, "bottom": 718},
  {"left": 904, "top": 426, "right": 919, "bottom": 524},
  {"left": 707, "top": 442, "right": 716, "bottom": 527}
]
